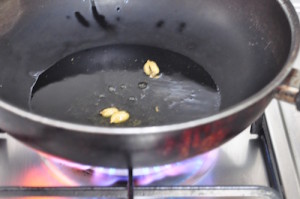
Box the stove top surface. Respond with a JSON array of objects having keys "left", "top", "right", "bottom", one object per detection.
[{"left": 0, "top": 127, "right": 269, "bottom": 188}]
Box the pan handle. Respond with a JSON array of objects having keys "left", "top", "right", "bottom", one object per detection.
[{"left": 275, "top": 68, "right": 300, "bottom": 110}]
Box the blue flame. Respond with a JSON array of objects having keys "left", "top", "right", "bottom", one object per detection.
[{"left": 41, "top": 149, "right": 218, "bottom": 186}]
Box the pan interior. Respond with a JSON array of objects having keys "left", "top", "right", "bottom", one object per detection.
[
  {"left": 0, "top": 0, "right": 291, "bottom": 128},
  {"left": 30, "top": 44, "right": 221, "bottom": 127}
]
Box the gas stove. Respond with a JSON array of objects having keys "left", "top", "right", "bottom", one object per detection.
[
  {"left": 1, "top": 2, "right": 300, "bottom": 199},
  {"left": 0, "top": 114, "right": 283, "bottom": 199}
]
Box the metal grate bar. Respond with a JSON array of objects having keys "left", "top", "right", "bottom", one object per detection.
[
  {"left": 0, "top": 186, "right": 281, "bottom": 198},
  {"left": 127, "top": 167, "right": 134, "bottom": 199},
  {"left": 260, "top": 115, "right": 284, "bottom": 198},
  {"left": 135, "top": 186, "right": 280, "bottom": 198}
]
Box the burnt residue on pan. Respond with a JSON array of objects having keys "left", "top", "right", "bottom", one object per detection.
[
  {"left": 91, "top": 0, "right": 113, "bottom": 30},
  {"left": 178, "top": 22, "right": 186, "bottom": 33},
  {"left": 74, "top": 11, "right": 90, "bottom": 27},
  {"left": 155, "top": 20, "right": 165, "bottom": 28},
  {"left": 74, "top": 0, "right": 113, "bottom": 30}
]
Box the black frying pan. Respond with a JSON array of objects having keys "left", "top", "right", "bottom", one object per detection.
[{"left": 0, "top": 0, "right": 299, "bottom": 168}]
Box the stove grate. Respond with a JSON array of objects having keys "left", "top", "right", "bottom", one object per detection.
[
  {"left": 0, "top": 115, "right": 283, "bottom": 199},
  {"left": 0, "top": 185, "right": 281, "bottom": 199}
]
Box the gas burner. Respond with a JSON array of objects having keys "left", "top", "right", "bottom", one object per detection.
[{"left": 38, "top": 150, "right": 219, "bottom": 186}]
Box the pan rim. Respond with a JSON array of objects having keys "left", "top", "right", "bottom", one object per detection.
[{"left": 0, "top": 0, "right": 299, "bottom": 135}]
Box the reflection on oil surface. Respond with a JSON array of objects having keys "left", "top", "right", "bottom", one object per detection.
[{"left": 31, "top": 45, "right": 221, "bottom": 127}]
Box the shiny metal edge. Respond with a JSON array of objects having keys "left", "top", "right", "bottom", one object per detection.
[
  {"left": 265, "top": 100, "right": 300, "bottom": 199},
  {"left": 0, "top": 186, "right": 280, "bottom": 198}
]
